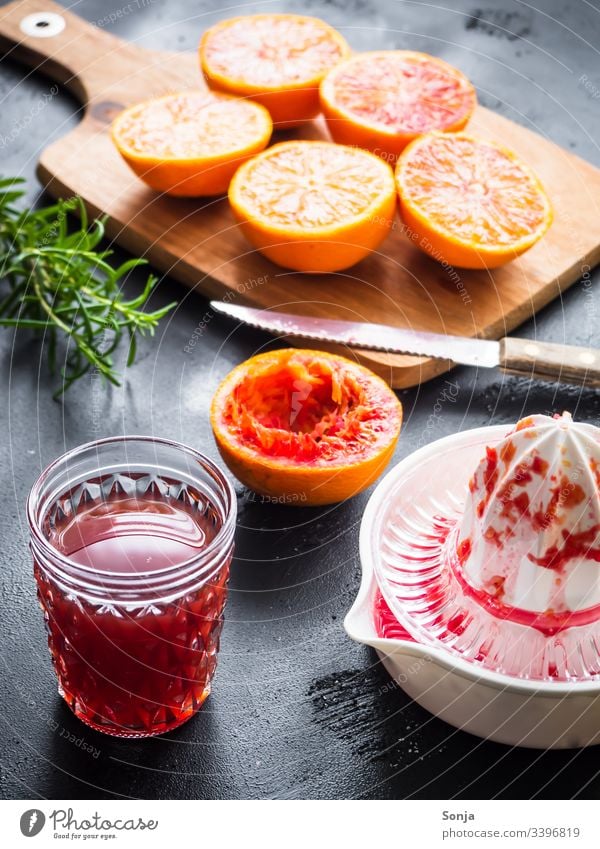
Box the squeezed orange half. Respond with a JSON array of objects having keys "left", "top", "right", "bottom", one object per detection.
[{"left": 211, "top": 349, "right": 403, "bottom": 506}]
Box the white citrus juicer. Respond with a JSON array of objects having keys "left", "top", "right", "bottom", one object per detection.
[
  {"left": 456, "top": 412, "right": 600, "bottom": 626},
  {"left": 345, "top": 415, "right": 600, "bottom": 748}
]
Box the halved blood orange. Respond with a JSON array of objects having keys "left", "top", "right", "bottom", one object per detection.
[
  {"left": 111, "top": 91, "right": 272, "bottom": 196},
  {"left": 395, "top": 132, "right": 553, "bottom": 269},
  {"left": 200, "top": 14, "right": 350, "bottom": 127},
  {"left": 320, "top": 50, "right": 476, "bottom": 164},
  {"left": 228, "top": 140, "right": 396, "bottom": 272},
  {"left": 210, "top": 349, "right": 403, "bottom": 506}
]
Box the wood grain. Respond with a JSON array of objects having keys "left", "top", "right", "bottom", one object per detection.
[
  {"left": 2, "top": 0, "right": 600, "bottom": 387},
  {"left": 500, "top": 337, "right": 600, "bottom": 387}
]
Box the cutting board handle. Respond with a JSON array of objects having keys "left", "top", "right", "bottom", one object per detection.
[{"left": 0, "top": 0, "right": 144, "bottom": 104}]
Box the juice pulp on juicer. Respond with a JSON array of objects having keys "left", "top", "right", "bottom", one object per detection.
[{"left": 371, "top": 414, "right": 600, "bottom": 681}]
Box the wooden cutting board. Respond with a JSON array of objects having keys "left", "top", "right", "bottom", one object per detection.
[{"left": 2, "top": 0, "right": 600, "bottom": 388}]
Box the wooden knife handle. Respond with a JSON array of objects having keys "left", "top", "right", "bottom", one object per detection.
[
  {"left": 500, "top": 336, "right": 600, "bottom": 387},
  {"left": 0, "top": 0, "right": 146, "bottom": 104}
]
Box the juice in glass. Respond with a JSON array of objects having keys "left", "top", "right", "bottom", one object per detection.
[{"left": 27, "top": 436, "right": 236, "bottom": 738}]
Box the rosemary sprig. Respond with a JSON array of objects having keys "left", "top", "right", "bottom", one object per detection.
[{"left": 0, "top": 177, "right": 176, "bottom": 397}]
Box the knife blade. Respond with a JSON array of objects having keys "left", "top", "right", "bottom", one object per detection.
[
  {"left": 210, "top": 301, "right": 600, "bottom": 387},
  {"left": 209, "top": 301, "right": 500, "bottom": 368}
]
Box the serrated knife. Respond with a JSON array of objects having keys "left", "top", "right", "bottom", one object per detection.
[{"left": 210, "top": 301, "right": 600, "bottom": 388}]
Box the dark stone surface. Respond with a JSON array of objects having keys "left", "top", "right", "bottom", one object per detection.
[{"left": 1, "top": 0, "right": 600, "bottom": 800}]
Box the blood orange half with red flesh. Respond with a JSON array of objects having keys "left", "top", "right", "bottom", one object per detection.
[
  {"left": 210, "top": 349, "right": 402, "bottom": 506},
  {"left": 320, "top": 50, "right": 477, "bottom": 164}
]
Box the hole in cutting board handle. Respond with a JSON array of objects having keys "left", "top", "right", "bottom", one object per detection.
[{"left": 20, "top": 11, "right": 66, "bottom": 38}]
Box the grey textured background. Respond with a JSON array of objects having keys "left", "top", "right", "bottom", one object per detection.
[{"left": 1, "top": 0, "right": 600, "bottom": 799}]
